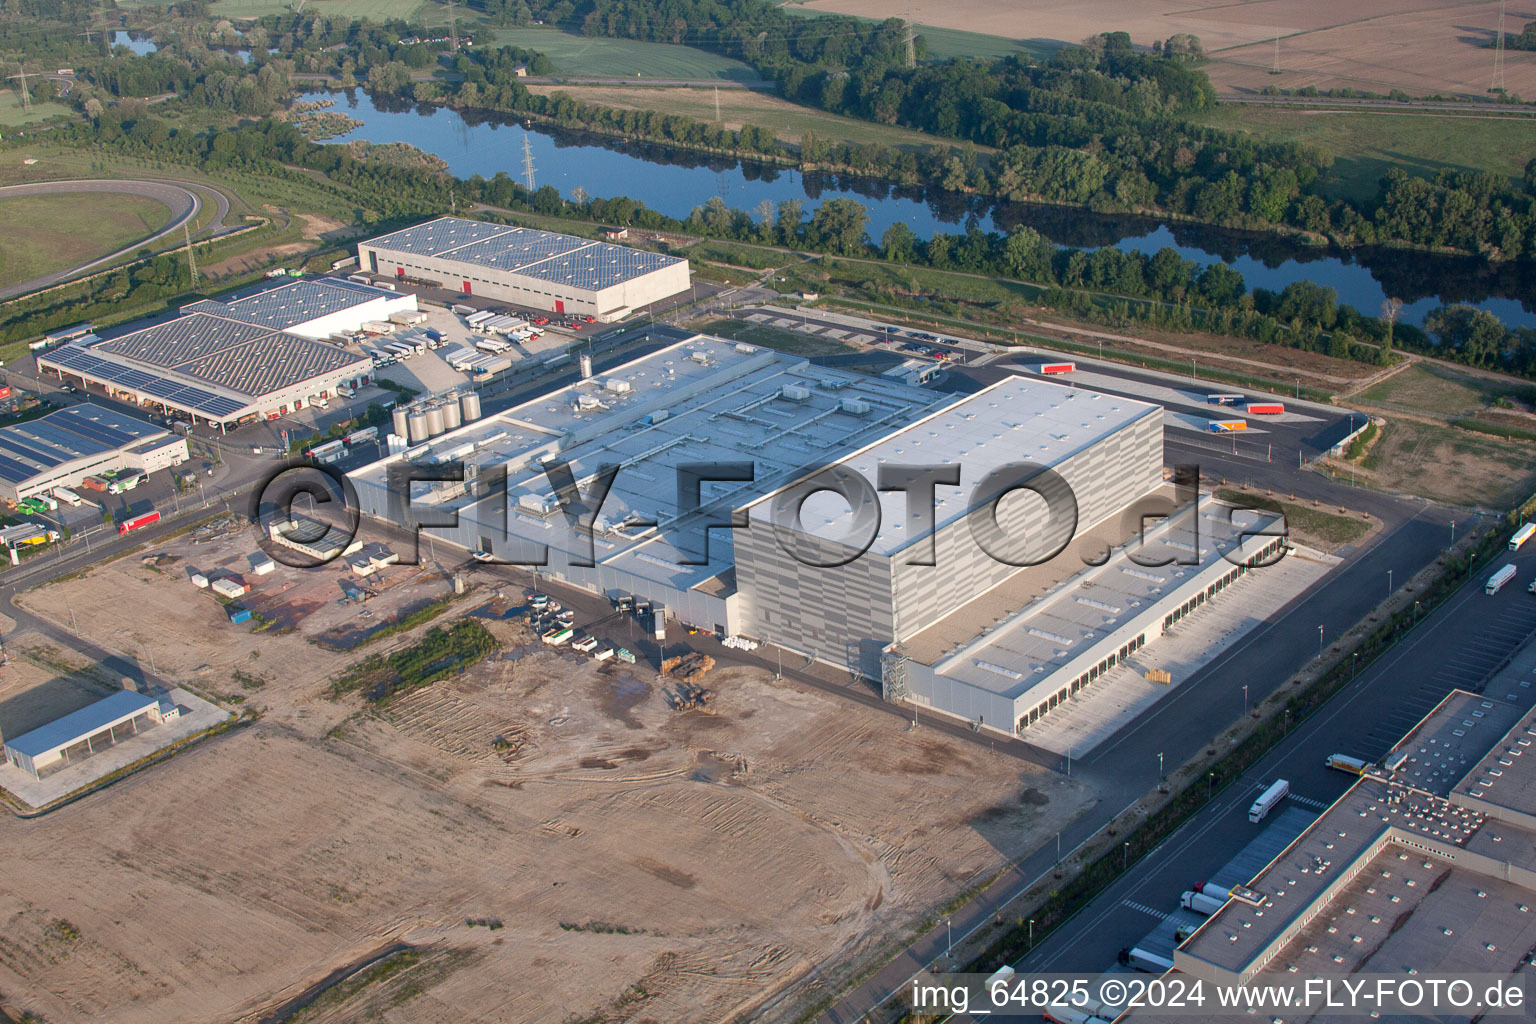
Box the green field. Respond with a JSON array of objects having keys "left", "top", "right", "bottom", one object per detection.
[
  {"left": 1200, "top": 106, "right": 1536, "bottom": 202},
  {"left": 209, "top": 0, "right": 433, "bottom": 20},
  {"left": 0, "top": 192, "right": 173, "bottom": 290},
  {"left": 701, "top": 316, "right": 857, "bottom": 356},
  {"left": 491, "top": 28, "right": 759, "bottom": 81},
  {"left": 0, "top": 92, "right": 72, "bottom": 128},
  {"left": 1356, "top": 362, "right": 1536, "bottom": 418},
  {"left": 525, "top": 82, "right": 972, "bottom": 152}
]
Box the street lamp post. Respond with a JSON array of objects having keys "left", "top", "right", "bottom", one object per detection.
[
  {"left": 1318, "top": 624, "right": 1325, "bottom": 658},
  {"left": 1123, "top": 842, "right": 1129, "bottom": 870},
  {"left": 1208, "top": 771, "right": 1214, "bottom": 799},
  {"left": 1242, "top": 684, "right": 1249, "bottom": 718},
  {"left": 947, "top": 917, "right": 952, "bottom": 958},
  {"left": 1387, "top": 569, "right": 1393, "bottom": 596},
  {"left": 1029, "top": 919, "right": 1034, "bottom": 950}
]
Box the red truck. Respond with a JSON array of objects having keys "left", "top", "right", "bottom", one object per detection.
[{"left": 117, "top": 510, "right": 161, "bottom": 536}]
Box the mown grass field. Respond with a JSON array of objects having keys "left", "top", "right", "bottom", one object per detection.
[
  {"left": 492, "top": 28, "right": 759, "bottom": 80},
  {"left": 0, "top": 93, "right": 72, "bottom": 127},
  {"left": 1199, "top": 106, "right": 1536, "bottom": 202},
  {"left": 777, "top": 3, "right": 1049, "bottom": 61},
  {"left": 0, "top": 192, "right": 173, "bottom": 290},
  {"left": 1215, "top": 488, "right": 1371, "bottom": 550},
  {"left": 523, "top": 82, "right": 964, "bottom": 151}
]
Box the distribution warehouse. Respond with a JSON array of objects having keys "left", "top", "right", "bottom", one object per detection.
[
  {"left": 356, "top": 216, "right": 691, "bottom": 320},
  {"left": 36, "top": 278, "right": 402, "bottom": 428},
  {"left": 349, "top": 334, "right": 1284, "bottom": 734},
  {"left": 0, "top": 403, "right": 187, "bottom": 504}
]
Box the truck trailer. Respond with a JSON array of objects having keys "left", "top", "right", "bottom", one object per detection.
[
  {"left": 1488, "top": 563, "right": 1518, "bottom": 595},
  {"left": 1511, "top": 523, "right": 1536, "bottom": 551},
  {"left": 1180, "top": 890, "right": 1226, "bottom": 916},
  {"left": 1249, "top": 778, "right": 1289, "bottom": 822},
  {"left": 1325, "top": 753, "right": 1370, "bottom": 775}
]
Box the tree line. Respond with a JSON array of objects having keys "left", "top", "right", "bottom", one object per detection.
[{"left": 9, "top": 108, "right": 1536, "bottom": 378}]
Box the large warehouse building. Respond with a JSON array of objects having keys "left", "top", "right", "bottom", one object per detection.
[
  {"left": 357, "top": 216, "right": 691, "bottom": 321},
  {"left": 348, "top": 334, "right": 1290, "bottom": 732},
  {"left": 0, "top": 403, "right": 187, "bottom": 504},
  {"left": 36, "top": 278, "right": 401, "bottom": 429}
]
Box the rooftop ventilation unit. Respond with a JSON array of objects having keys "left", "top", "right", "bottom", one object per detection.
[
  {"left": 840, "top": 397, "right": 871, "bottom": 416},
  {"left": 577, "top": 393, "right": 603, "bottom": 410},
  {"left": 519, "top": 493, "right": 557, "bottom": 516},
  {"left": 782, "top": 384, "right": 811, "bottom": 402},
  {"left": 734, "top": 343, "right": 757, "bottom": 354},
  {"left": 688, "top": 351, "right": 712, "bottom": 365},
  {"left": 605, "top": 378, "right": 632, "bottom": 394}
]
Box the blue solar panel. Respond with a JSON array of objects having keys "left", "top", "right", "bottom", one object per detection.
[
  {"left": 0, "top": 435, "right": 61, "bottom": 468},
  {"left": 52, "top": 416, "right": 133, "bottom": 449},
  {"left": 0, "top": 455, "right": 38, "bottom": 484}
]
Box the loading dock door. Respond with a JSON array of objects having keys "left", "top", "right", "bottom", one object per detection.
[
  {"left": 554, "top": 299, "right": 564, "bottom": 313},
  {"left": 396, "top": 266, "right": 404, "bottom": 279},
  {"left": 463, "top": 280, "right": 472, "bottom": 294}
]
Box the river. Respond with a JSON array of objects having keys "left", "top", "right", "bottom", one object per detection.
[{"left": 323, "top": 89, "right": 1535, "bottom": 328}]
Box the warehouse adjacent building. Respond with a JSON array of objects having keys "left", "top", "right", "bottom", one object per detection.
[
  {"left": 36, "top": 278, "right": 399, "bottom": 429},
  {"left": 0, "top": 403, "right": 187, "bottom": 504},
  {"left": 357, "top": 216, "right": 691, "bottom": 321}
]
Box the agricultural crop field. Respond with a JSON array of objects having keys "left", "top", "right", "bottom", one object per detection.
[
  {"left": 209, "top": 0, "right": 434, "bottom": 19},
  {"left": 0, "top": 192, "right": 173, "bottom": 291},
  {"left": 492, "top": 28, "right": 760, "bottom": 81},
  {"left": 798, "top": 0, "right": 1535, "bottom": 99}
]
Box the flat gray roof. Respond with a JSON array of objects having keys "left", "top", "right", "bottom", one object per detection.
[
  {"left": 362, "top": 216, "right": 686, "bottom": 291},
  {"left": 1451, "top": 703, "right": 1536, "bottom": 816},
  {"left": 352, "top": 336, "right": 948, "bottom": 591},
  {"left": 5, "top": 690, "right": 158, "bottom": 758},
  {"left": 741, "top": 375, "right": 1161, "bottom": 558}
]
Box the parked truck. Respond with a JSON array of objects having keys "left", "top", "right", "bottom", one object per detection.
[
  {"left": 1122, "top": 947, "right": 1174, "bottom": 973},
  {"left": 1511, "top": 523, "right": 1536, "bottom": 551},
  {"left": 1180, "top": 890, "right": 1226, "bottom": 916},
  {"left": 1249, "top": 778, "right": 1289, "bottom": 822},
  {"left": 117, "top": 510, "right": 161, "bottom": 536},
  {"left": 1325, "top": 753, "right": 1370, "bottom": 775},
  {"left": 1487, "top": 563, "right": 1518, "bottom": 595}
]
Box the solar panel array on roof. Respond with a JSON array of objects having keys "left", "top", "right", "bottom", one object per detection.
[
  {"left": 0, "top": 403, "right": 164, "bottom": 484},
  {"left": 366, "top": 217, "right": 686, "bottom": 290},
  {"left": 364, "top": 217, "right": 515, "bottom": 257},
  {"left": 183, "top": 278, "right": 395, "bottom": 332}
]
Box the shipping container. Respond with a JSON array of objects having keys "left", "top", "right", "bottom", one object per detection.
[
  {"left": 81, "top": 475, "right": 109, "bottom": 492},
  {"left": 190, "top": 573, "right": 209, "bottom": 588},
  {"left": 117, "top": 510, "right": 161, "bottom": 535},
  {"left": 227, "top": 605, "right": 252, "bottom": 624}
]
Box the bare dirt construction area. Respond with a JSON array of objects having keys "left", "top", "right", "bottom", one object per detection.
[
  {"left": 803, "top": 0, "right": 1534, "bottom": 99},
  {"left": 0, "top": 529, "right": 1094, "bottom": 1024}
]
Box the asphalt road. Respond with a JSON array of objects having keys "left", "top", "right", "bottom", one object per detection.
[{"left": 0, "top": 178, "right": 233, "bottom": 301}]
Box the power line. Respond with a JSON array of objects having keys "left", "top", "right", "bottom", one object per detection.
[
  {"left": 1491, "top": 0, "right": 1508, "bottom": 93},
  {"left": 521, "top": 132, "right": 535, "bottom": 191}
]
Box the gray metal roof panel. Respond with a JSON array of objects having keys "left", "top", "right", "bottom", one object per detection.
[{"left": 5, "top": 690, "right": 160, "bottom": 758}]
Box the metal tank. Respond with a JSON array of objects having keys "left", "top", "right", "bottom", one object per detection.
[
  {"left": 424, "top": 404, "right": 446, "bottom": 437},
  {"left": 391, "top": 407, "right": 410, "bottom": 437},
  {"left": 460, "top": 392, "right": 482, "bottom": 421},
  {"left": 406, "top": 410, "right": 429, "bottom": 443},
  {"left": 441, "top": 399, "right": 462, "bottom": 431}
]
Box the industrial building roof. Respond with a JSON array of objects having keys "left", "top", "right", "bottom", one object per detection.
[
  {"left": 351, "top": 336, "right": 949, "bottom": 591},
  {"left": 41, "top": 306, "right": 370, "bottom": 419},
  {"left": 742, "top": 376, "right": 1160, "bottom": 558},
  {"left": 363, "top": 217, "right": 686, "bottom": 291},
  {"left": 0, "top": 404, "right": 167, "bottom": 485},
  {"left": 4, "top": 690, "right": 159, "bottom": 759},
  {"left": 1176, "top": 688, "right": 1536, "bottom": 982},
  {"left": 181, "top": 278, "right": 395, "bottom": 332}
]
